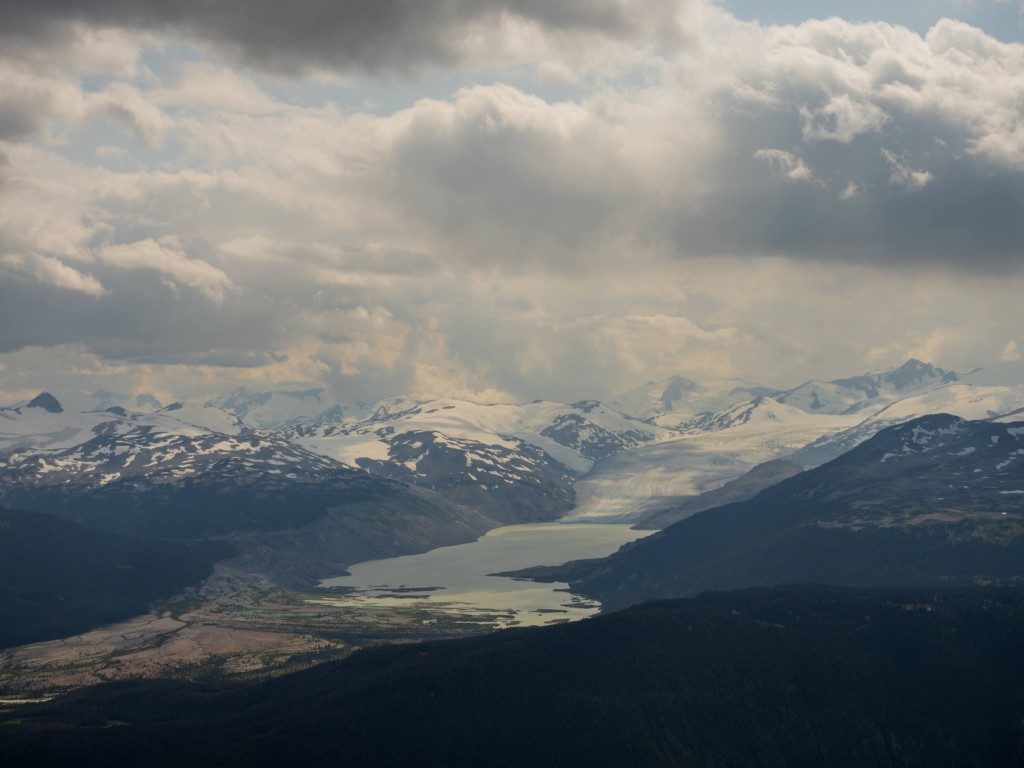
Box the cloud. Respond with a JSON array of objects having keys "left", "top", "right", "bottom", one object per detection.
[
  {"left": 0, "top": 252, "right": 104, "bottom": 296},
  {"left": 31, "top": 254, "right": 104, "bottom": 295},
  {"left": 753, "top": 148, "right": 818, "bottom": 183},
  {"left": 0, "top": 265, "right": 280, "bottom": 362},
  {"left": 151, "top": 62, "right": 282, "bottom": 115},
  {"left": 5, "top": 11, "right": 1024, "bottom": 272},
  {"left": 0, "top": 0, "right": 692, "bottom": 75},
  {"left": 85, "top": 83, "right": 167, "bottom": 145},
  {"left": 651, "top": 15, "right": 1024, "bottom": 269},
  {"left": 800, "top": 94, "right": 889, "bottom": 144},
  {"left": 881, "top": 148, "right": 934, "bottom": 189},
  {"left": 98, "top": 239, "right": 235, "bottom": 301},
  {"left": 3, "top": 6, "right": 1024, "bottom": 404},
  {"left": 0, "top": 58, "right": 83, "bottom": 141},
  {"left": 0, "top": 24, "right": 145, "bottom": 143}
]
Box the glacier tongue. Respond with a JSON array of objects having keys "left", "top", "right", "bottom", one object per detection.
[{"left": 568, "top": 399, "right": 861, "bottom": 521}]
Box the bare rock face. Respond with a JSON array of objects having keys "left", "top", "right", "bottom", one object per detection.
[{"left": 24, "top": 392, "right": 63, "bottom": 413}]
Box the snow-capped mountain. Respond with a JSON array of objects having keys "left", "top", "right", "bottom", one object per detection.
[
  {"left": 0, "top": 394, "right": 498, "bottom": 559},
  {"left": 6, "top": 357, "right": 1024, "bottom": 540},
  {"left": 0, "top": 394, "right": 355, "bottom": 534},
  {"left": 74, "top": 390, "right": 163, "bottom": 413},
  {"left": 349, "top": 430, "right": 576, "bottom": 523},
  {"left": 0, "top": 396, "right": 245, "bottom": 456},
  {"left": 206, "top": 387, "right": 345, "bottom": 429},
  {"left": 572, "top": 361, "right": 1021, "bottom": 522},
  {"left": 774, "top": 359, "right": 958, "bottom": 415},
  {"left": 0, "top": 392, "right": 669, "bottom": 534},
  {"left": 792, "top": 380, "right": 1024, "bottom": 467},
  {"left": 611, "top": 359, "right": 959, "bottom": 427},
  {"left": 0, "top": 404, "right": 335, "bottom": 493},
  {"left": 287, "top": 398, "right": 666, "bottom": 471},
  {"left": 676, "top": 395, "right": 838, "bottom": 434},
  {"left": 609, "top": 375, "right": 774, "bottom": 424},
  {"left": 2, "top": 390, "right": 163, "bottom": 415},
  {"left": 283, "top": 398, "right": 666, "bottom": 521},
  {"left": 155, "top": 401, "right": 246, "bottom": 434}
]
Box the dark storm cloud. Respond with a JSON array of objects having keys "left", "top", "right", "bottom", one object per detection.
[
  {"left": 0, "top": 100, "right": 47, "bottom": 141},
  {"left": 658, "top": 101, "right": 1024, "bottom": 271},
  {"left": 354, "top": 74, "right": 1024, "bottom": 273},
  {"left": 0, "top": 0, "right": 673, "bottom": 73},
  {"left": 0, "top": 266, "right": 283, "bottom": 364}
]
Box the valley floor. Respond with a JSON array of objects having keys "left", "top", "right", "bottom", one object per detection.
[
  {"left": 1, "top": 521, "right": 647, "bottom": 698},
  {"left": 0, "top": 564, "right": 503, "bottom": 699}
]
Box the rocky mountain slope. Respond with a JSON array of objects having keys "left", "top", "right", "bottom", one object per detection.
[{"left": 285, "top": 399, "right": 665, "bottom": 520}]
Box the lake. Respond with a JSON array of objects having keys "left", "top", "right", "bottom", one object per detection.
[{"left": 315, "top": 523, "right": 651, "bottom": 628}]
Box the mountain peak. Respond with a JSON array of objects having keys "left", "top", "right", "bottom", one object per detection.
[
  {"left": 204, "top": 387, "right": 333, "bottom": 428},
  {"left": 824, "top": 359, "right": 955, "bottom": 402},
  {"left": 661, "top": 376, "right": 703, "bottom": 410},
  {"left": 665, "top": 374, "right": 702, "bottom": 390},
  {"left": 890, "top": 357, "right": 933, "bottom": 375},
  {"left": 26, "top": 392, "right": 63, "bottom": 413},
  {"left": 136, "top": 393, "right": 163, "bottom": 410},
  {"left": 883, "top": 359, "right": 956, "bottom": 389}
]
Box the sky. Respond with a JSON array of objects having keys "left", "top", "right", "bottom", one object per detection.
[{"left": 1, "top": 0, "right": 1023, "bottom": 406}]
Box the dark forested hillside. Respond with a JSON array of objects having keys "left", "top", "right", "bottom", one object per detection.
[
  {"left": 569, "top": 415, "right": 1024, "bottom": 610},
  {"left": 0, "top": 507, "right": 230, "bottom": 649},
  {"left": 5, "top": 586, "right": 1024, "bottom": 767}
]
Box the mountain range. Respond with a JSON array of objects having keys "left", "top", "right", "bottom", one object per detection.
[
  {"left": 4, "top": 359, "right": 1024, "bottom": 538},
  {"left": 3, "top": 357, "right": 1024, "bottom": 594}
]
